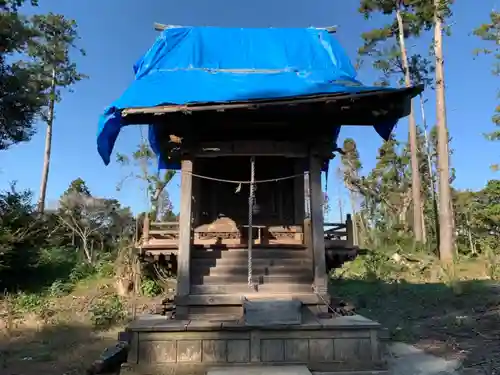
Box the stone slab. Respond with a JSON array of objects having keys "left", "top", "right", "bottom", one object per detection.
[
  {"left": 209, "top": 365, "right": 312, "bottom": 375},
  {"left": 126, "top": 314, "right": 381, "bottom": 332},
  {"left": 243, "top": 299, "right": 302, "bottom": 326}
]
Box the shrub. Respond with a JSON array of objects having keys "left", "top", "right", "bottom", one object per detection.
[
  {"left": 141, "top": 279, "right": 163, "bottom": 297},
  {"left": 89, "top": 295, "right": 126, "bottom": 329},
  {"left": 69, "top": 262, "right": 96, "bottom": 282},
  {"left": 95, "top": 259, "right": 114, "bottom": 278},
  {"left": 48, "top": 279, "right": 73, "bottom": 297},
  {"left": 14, "top": 292, "right": 47, "bottom": 313}
]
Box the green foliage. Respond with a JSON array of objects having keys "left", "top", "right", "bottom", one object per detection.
[
  {"left": 14, "top": 292, "right": 48, "bottom": 313},
  {"left": 0, "top": 3, "right": 87, "bottom": 150},
  {"left": 341, "top": 122, "right": 458, "bottom": 252},
  {"left": 0, "top": 183, "right": 48, "bottom": 290},
  {"left": 57, "top": 179, "right": 135, "bottom": 264},
  {"left": 0, "top": 1, "right": 44, "bottom": 149},
  {"left": 116, "top": 141, "right": 177, "bottom": 220},
  {"left": 69, "top": 261, "right": 96, "bottom": 282},
  {"left": 28, "top": 12, "right": 87, "bottom": 101},
  {"left": 89, "top": 295, "right": 127, "bottom": 329},
  {"left": 140, "top": 278, "right": 163, "bottom": 297},
  {"left": 63, "top": 178, "right": 91, "bottom": 196},
  {"left": 95, "top": 258, "right": 115, "bottom": 278},
  {"left": 48, "top": 279, "right": 73, "bottom": 297}
]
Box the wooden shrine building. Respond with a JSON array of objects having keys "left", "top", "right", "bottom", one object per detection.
[{"left": 99, "top": 25, "right": 423, "bottom": 375}]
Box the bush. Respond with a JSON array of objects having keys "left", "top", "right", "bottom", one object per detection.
[
  {"left": 14, "top": 292, "right": 47, "bottom": 313},
  {"left": 141, "top": 278, "right": 163, "bottom": 297},
  {"left": 89, "top": 295, "right": 126, "bottom": 329},
  {"left": 48, "top": 279, "right": 73, "bottom": 297},
  {"left": 95, "top": 259, "right": 114, "bottom": 278},
  {"left": 69, "top": 262, "right": 96, "bottom": 282}
]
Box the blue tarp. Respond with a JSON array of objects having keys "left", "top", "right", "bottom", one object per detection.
[{"left": 97, "top": 26, "right": 404, "bottom": 167}]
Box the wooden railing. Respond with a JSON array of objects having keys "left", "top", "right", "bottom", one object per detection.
[
  {"left": 324, "top": 214, "right": 354, "bottom": 247},
  {"left": 137, "top": 214, "right": 354, "bottom": 248}
]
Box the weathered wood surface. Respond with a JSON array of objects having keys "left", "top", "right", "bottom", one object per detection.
[
  {"left": 138, "top": 219, "right": 353, "bottom": 251},
  {"left": 308, "top": 154, "right": 327, "bottom": 294},
  {"left": 192, "top": 141, "right": 316, "bottom": 157},
  {"left": 177, "top": 159, "right": 193, "bottom": 300},
  {"left": 243, "top": 299, "right": 302, "bottom": 326}
]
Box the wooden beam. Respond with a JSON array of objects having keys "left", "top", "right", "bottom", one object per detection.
[
  {"left": 154, "top": 23, "right": 182, "bottom": 31},
  {"left": 309, "top": 153, "right": 327, "bottom": 294},
  {"left": 192, "top": 141, "right": 320, "bottom": 158},
  {"left": 176, "top": 159, "right": 193, "bottom": 314},
  {"left": 317, "top": 26, "right": 338, "bottom": 33}
]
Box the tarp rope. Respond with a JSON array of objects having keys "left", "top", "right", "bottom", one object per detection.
[
  {"left": 248, "top": 156, "right": 256, "bottom": 290},
  {"left": 186, "top": 171, "right": 308, "bottom": 185}
]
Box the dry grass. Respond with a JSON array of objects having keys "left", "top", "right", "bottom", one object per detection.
[{"left": 0, "top": 277, "right": 158, "bottom": 375}]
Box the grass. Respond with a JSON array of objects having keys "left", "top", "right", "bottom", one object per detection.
[
  {"left": 332, "top": 252, "right": 500, "bottom": 371},
  {"left": 0, "top": 272, "right": 159, "bottom": 375}
]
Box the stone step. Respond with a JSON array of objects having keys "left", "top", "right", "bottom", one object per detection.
[
  {"left": 190, "top": 264, "right": 313, "bottom": 277},
  {"left": 191, "top": 257, "right": 312, "bottom": 268},
  {"left": 191, "top": 248, "right": 310, "bottom": 260},
  {"left": 192, "top": 273, "right": 313, "bottom": 285},
  {"left": 208, "top": 365, "right": 312, "bottom": 375},
  {"left": 191, "top": 283, "right": 313, "bottom": 295},
  {"left": 175, "top": 293, "right": 322, "bottom": 306}
]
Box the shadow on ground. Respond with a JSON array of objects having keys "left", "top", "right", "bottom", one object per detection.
[
  {"left": 0, "top": 322, "right": 119, "bottom": 375},
  {"left": 331, "top": 278, "right": 500, "bottom": 370}
]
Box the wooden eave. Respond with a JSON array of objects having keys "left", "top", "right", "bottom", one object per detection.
[{"left": 120, "top": 85, "right": 423, "bottom": 121}]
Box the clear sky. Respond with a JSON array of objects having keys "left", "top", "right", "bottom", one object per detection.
[{"left": 0, "top": 0, "right": 498, "bottom": 218}]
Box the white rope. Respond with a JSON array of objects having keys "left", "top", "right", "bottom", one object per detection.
[
  {"left": 248, "top": 156, "right": 256, "bottom": 290},
  {"left": 187, "top": 171, "right": 308, "bottom": 185}
]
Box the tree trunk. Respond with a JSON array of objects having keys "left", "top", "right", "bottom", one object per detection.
[
  {"left": 347, "top": 192, "right": 359, "bottom": 246},
  {"left": 420, "top": 94, "right": 440, "bottom": 248},
  {"left": 82, "top": 237, "right": 92, "bottom": 264},
  {"left": 465, "top": 214, "right": 476, "bottom": 255},
  {"left": 396, "top": 8, "right": 424, "bottom": 243},
  {"left": 434, "top": 1, "right": 454, "bottom": 262},
  {"left": 37, "top": 68, "right": 56, "bottom": 213}
]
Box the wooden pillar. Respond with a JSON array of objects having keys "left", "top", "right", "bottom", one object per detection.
[
  {"left": 309, "top": 154, "right": 327, "bottom": 294},
  {"left": 346, "top": 213, "right": 354, "bottom": 247},
  {"left": 303, "top": 164, "right": 311, "bottom": 250},
  {"left": 177, "top": 159, "right": 193, "bottom": 302},
  {"left": 294, "top": 159, "right": 305, "bottom": 225},
  {"left": 142, "top": 214, "right": 150, "bottom": 243},
  {"left": 191, "top": 160, "right": 200, "bottom": 228}
]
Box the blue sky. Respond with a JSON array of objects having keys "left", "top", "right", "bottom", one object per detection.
[{"left": 0, "top": 0, "right": 498, "bottom": 219}]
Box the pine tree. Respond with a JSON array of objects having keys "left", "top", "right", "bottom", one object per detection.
[
  {"left": 358, "top": 0, "right": 433, "bottom": 243},
  {"left": 340, "top": 139, "right": 364, "bottom": 244},
  {"left": 29, "top": 13, "right": 87, "bottom": 213},
  {"left": 0, "top": 0, "right": 45, "bottom": 149},
  {"left": 433, "top": 0, "right": 454, "bottom": 262}
]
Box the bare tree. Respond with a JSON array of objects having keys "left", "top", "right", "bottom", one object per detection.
[{"left": 57, "top": 192, "right": 114, "bottom": 263}]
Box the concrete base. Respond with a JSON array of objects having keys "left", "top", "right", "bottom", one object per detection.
[{"left": 121, "top": 314, "right": 387, "bottom": 375}]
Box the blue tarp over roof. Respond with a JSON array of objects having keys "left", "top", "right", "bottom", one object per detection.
[{"left": 97, "top": 26, "right": 407, "bottom": 167}]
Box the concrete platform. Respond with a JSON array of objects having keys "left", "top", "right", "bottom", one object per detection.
[{"left": 121, "top": 314, "right": 387, "bottom": 375}]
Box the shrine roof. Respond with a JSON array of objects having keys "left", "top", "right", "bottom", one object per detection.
[{"left": 96, "top": 26, "right": 423, "bottom": 168}]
